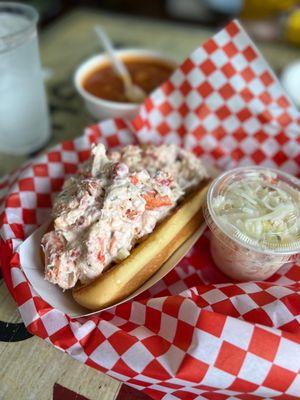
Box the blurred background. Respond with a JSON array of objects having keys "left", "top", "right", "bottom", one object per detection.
[
  {"left": 1, "top": 0, "right": 300, "bottom": 176},
  {"left": 17, "top": 0, "right": 300, "bottom": 46}
]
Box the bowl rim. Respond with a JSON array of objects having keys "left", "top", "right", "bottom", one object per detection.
[{"left": 74, "top": 48, "right": 178, "bottom": 110}]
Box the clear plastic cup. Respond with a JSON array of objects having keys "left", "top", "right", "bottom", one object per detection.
[
  {"left": 0, "top": 2, "right": 50, "bottom": 154},
  {"left": 204, "top": 166, "right": 300, "bottom": 281}
]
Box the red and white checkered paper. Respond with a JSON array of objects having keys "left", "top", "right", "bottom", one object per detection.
[{"left": 1, "top": 20, "right": 300, "bottom": 400}]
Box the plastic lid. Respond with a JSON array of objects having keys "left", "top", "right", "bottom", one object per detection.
[{"left": 205, "top": 166, "right": 300, "bottom": 255}]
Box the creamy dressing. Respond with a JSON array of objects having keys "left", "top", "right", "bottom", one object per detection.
[
  {"left": 205, "top": 167, "right": 300, "bottom": 282},
  {"left": 212, "top": 173, "right": 300, "bottom": 249},
  {"left": 42, "top": 143, "right": 208, "bottom": 289}
]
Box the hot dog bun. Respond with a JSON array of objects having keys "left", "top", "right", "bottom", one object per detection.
[{"left": 72, "top": 181, "right": 209, "bottom": 310}]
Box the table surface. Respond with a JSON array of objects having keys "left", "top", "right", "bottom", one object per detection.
[{"left": 1, "top": 8, "right": 300, "bottom": 400}]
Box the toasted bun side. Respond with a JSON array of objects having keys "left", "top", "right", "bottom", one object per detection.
[{"left": 72, "top": 181, "right": 209, "bottom": 311}]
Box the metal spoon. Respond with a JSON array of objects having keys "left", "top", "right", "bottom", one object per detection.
[{"left": 94, "top": 26, "right": 147, "bottom": 103}]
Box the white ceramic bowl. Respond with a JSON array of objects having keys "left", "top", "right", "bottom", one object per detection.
[
  {"left": 281, "top": 60, "right": 300, "bottom": 108},
  {"left": 74, "top": 49, "right": 177, "bottom": 121}
]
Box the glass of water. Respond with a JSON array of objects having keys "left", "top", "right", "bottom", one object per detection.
[{"left": 0, "top": 2, "right": 50, "bottom": 155}]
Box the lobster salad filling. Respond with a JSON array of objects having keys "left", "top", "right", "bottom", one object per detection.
[{"left": 42, "top": 143, "right": 208, "bottom": 289}]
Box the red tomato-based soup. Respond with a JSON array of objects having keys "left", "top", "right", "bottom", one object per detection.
[{"left": 82, "top": 57, "right": 175, "bottom": 103}]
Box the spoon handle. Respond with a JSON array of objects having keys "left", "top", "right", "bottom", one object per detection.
[{"left": 94, "top": 26, "right": 131, "bottom": 83}]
